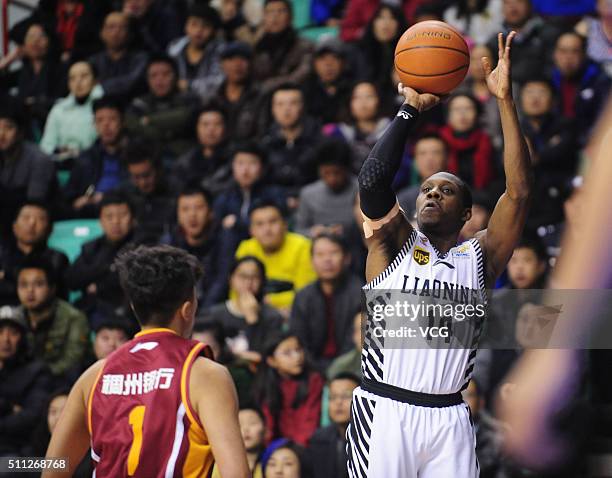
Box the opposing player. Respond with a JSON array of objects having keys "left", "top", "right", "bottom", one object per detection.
[
  {"left": 43, "top": 245, "right": 250, "bottom": 477},
  {"left": 347, "top": 32, "right": 531, "bottom": 477}
]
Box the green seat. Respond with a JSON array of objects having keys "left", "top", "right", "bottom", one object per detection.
[
  {"left": 320, "top": 384, "right": 331, "bottom": 427},
  {"left": 299, "top": 25, "right": 339, "bottom": 42},
  {"left": 48, "top": 219, "right": 103, "bottom": 263},
  {"left": 291, "top": 0, "right": 311, "bottom": 29},
  {"left": 57, "top": 170, "right": 71, "bottom": 187}
]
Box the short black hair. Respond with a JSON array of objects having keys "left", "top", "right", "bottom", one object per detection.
[
  {"left": 231, "top": 140, "right": 266, "bottom": 164},
  {"left": 177, "top": 184, "right": 214, "bottom": 209},
  {"left": 515, "top": 235, "right": 548, "bottom": 261},
  {"left": 271, "top": 82, "right": 303, "bottom": 101},
  {"left": 93, "top": 96, "right": 124, "bottom": 116},
  {"left": 239, "top": 405, "right": 266, "bottom": 424},
  {"left": 311, "top": 233, "right": 349, "bottom": 255},
  {"left": 16, "top": 256, "right": 57, "bottom": 287},
  {"left": 69, "top": 60, "right": 98, "bottom": 79},
  {"left": 315, "top": 138, "right": 351, "bottom": 169},
  {"left": 415, "top": 133, "right": 449, "bottom": 155},
  {"left": 115, "top": 245, "right": 203, "bottom": 326},
  {"left": 15, "top": 200, "right": 52, "bottom": 221},
  {"left": 187, "top": 4, "right": 221, "bottom": 29},
  {"left": 99, "top": 189, "right": 133, "bottom": 214},
  {"left": 94, "top": 319, "right": 133, "bottom": 337},
  {"left": 249, "top": 198, "right": 287, "bottom": 220},
  {"left": 147, "top": 53, "right": 178, "bottom": 76},
  {"left": 123, "top": 137, "right": 161, "bottom": 168},
  {"left": 520, "top": 76, "right": 555, "bottom": 93},
  {"left": 264, "top": 0, "right": 293, "bottom": 16},
  {"left": 447, "top": 93, "right": 483, "bottom": 119},
  {"left": 229, "top": 256, "right": 267, "bottom": 301},
  {"left": 330, "top": 371, "right": 360, "bottom": 387},
  {"left": 555, "top": 30, "right": 587, "bottom": 51}
]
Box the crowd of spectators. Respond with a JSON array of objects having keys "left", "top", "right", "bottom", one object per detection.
[{"left": 0, "top": 0, "right": 609, "bottom": 476}]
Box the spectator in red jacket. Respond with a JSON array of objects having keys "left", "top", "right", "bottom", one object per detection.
[
  {"left": 340, "top": 0, "right": 434, "bottom": 42},
  {"left": 439, "top": 93, "right": 494, "bottom": 190},
  {"left": 253, "top": 332, "right": 324, "bottom": 446}
]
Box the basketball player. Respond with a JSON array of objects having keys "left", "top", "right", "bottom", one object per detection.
[
  {"left": 43, "top": 245, "right": 250, "bottom": 477},
  {"left": 347, "top": 32, "right": 531, "bottom": 477}
]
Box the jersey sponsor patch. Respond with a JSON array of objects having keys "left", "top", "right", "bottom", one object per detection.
[
  {"left": 453, "top": 243, "right": 471, "bottom": 259},
  {"left": 101, "top": 367, "right": 175, "bottom": 396},
  {"left": 413, "top": 246, "right": 430, "bottom": 265}
]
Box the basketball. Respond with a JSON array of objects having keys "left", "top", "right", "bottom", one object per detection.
[{"left": 394, "top": 20, "right": 469, "bottom": 95}]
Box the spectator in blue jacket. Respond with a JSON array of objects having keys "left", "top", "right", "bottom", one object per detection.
[{"left": 214, "top": 141, "right": 286, "bottom": 253}]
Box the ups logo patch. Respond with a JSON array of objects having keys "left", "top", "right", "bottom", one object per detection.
[{"left": 413, "top": 246, "right": 430, "bottom": 266}]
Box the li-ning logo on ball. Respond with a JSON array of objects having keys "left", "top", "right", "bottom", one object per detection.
[
  {"left": 397, "top": 110, "right": 414, "bottom": 120},
  {"left": 413, "top": 246, "right": 430, "bottom": 265}
]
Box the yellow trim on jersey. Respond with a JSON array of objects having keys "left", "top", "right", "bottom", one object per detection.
[
  {"left": 134, "top": 327, "right": 178, "bottom": 338},
  {"left": 87, "top": 366, "right": 105, "bottom": 435},
  {"left": 180, "top": 343, "right": 207, "bottom": 436},
  {"left": 182, "top": 425, "right": 214, "bottom": 478}
]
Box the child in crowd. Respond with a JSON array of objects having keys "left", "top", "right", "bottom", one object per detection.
[{"left": 254, "top": 332, "right": 324, "bottom": 446}]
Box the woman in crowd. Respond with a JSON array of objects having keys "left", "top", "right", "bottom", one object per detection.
[
  {"left": 253, "top": 332, "right": 324, "bottom": 447},
  {"left": 358, "top": 5, "right": 406, "bottom": 90},
  {"left": 439, "top": 93, "right": 495, "bottom": 190},
  {"left": 39, "top": 60, "right": 103, "bottom": 164},
  {"left": 206, "top": 256, "right": 284, "bottom": 363},
  {"left": 323, "top": 81, "right": 390, "bottom": 173}
]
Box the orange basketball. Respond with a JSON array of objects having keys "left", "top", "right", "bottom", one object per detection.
[{"left": 394, "top": 20, "right": 469, "bottom": 95}]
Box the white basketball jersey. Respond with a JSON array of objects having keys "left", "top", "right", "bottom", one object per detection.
[{"left": 361, "top": 229, "right": 487, "bottom": 394}]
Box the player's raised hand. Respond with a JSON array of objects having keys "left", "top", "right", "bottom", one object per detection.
[
  {"left": 482, "top": 31, "right": 516, "bottom": 100},
  {"left": 397, "top": 82, "right": 441, "bottom": 113}
]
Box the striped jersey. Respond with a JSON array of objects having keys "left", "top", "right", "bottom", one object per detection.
[
  {"left": 362, "top": 229, "right": 487, "bottom": 394},
  {"left": 88, "top": 328, "right": 214, "bottom": 478}
]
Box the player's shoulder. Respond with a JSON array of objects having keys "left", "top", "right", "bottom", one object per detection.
[
  {"left": 189, "top": 358, "right": 235, "bottom": 403},
  {"left": 78, "top": 359, "right": 107, "bottom": 404}
]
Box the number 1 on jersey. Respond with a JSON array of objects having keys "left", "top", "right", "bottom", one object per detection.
[{"left": 127, "top": 405, "right": 146, "bottom": 476}]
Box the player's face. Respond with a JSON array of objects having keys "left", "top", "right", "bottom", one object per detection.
[
  {"left": 250, "top": 207, "right": 287, "bottom": 253},
  {"left": 264, "top": 448, "right": 300, "bottom": 478},
  {"left": 416, "top": 173, "right": 470, "bottom": 235},
  {"left": 147, "top": 62, "right": 175, "bottom": 98},
  {"left": 197, "top": 111, "right": 225, "bottom": 148},
  {"left": 238, "top": 409, "right": 265, "bottom": 452},
  {"left": 47, "top": 394, "right": 68, "bottom": 434},
  {"left": 95, "top": 107, "right": 122, "bottom": 147},
  {"left": 100, "top": 203, "right": 133, "bottom": 243},
  {"left": 414, "top": 138, "right": 447, "bottom": 180},
  {"left": 0, "top": 118, "right": 19, "bottom": 151},
  {"left": 13, "top": 205, "right": 50, "bottom": 245},
  {"left": 328, "top": 379, "right": 357, "bottom": 425},
  {"left": 271, "top": 90, "right": 303, "bottom": 129},
  {"left": 230, "top": 261, "right": 263, "bottom": 296},
  {"left": 448, "top": 96, "right": 478, "bottom": 133},
  {"left": 94, "top": 328, "right": 129, "bottom": 360},
  {"left": 508, "top": 247, "right": 545, "bottom": 289},
  {"left": 460, "top": 204, "right": 490, "bottom": 239},
  {"left": 177, "top": 194, "right": 211, "bottom": 239},
  {"left": 232, "top": 152, "right": 262, "bottom": 188},
  {"left": 0, "top": 324, "right": 21, "bottom": 362},
  {"left": 186, "top": 16, "right": 214, "bottom": 48},
  {"left": 268, "top": 336, "right": 304, "bottom": 377},
  {"left": 312, "top": 238, "right": 346, "bottom": 281},
  {"left": 128, "top": 160, "right": 158, "bottom": 195},
  {"left": 17, "top": 268, "right": 53, "bottom": 311},
  {"left": 554, "top": 34, "right": 585, "bottom": 78}
]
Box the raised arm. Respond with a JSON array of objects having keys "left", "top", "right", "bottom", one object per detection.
[
  {"left": 476, "top": 32, "right": 533, "bottom": 283},
  {"left": 358, "top": 86, "right": 439, "bottom": 282}
]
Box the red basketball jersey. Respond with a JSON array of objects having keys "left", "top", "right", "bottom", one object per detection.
[{"left": 88, "top": 328, "right": 215, "bottom": 478}]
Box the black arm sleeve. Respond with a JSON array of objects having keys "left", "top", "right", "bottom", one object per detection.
[{"left": 358, "top": 104, "right": 420, "bottom": 219}]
